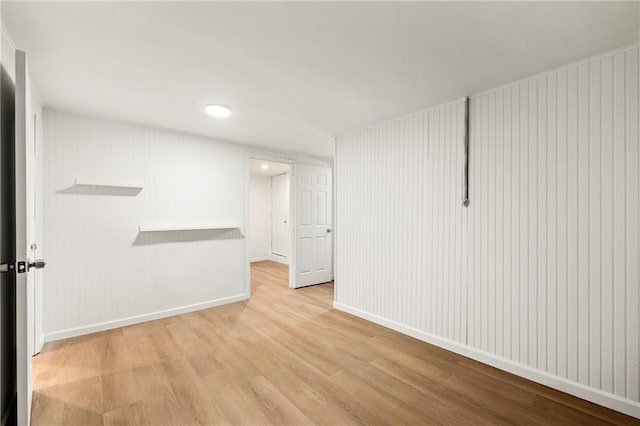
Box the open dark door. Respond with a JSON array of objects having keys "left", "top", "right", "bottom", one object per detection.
[
  {"left": 0, "top": 46, "right": 43, "bottom": 426},
  {"left": 0, "top": 53, "right": 17, "bottom": 426}
]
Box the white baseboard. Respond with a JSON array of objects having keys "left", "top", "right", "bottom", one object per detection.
[
  {"left": 250, "top": 255, "right": 289, "bottom": 265},
  {"left": 333, "top": 301, "right": 640, "bottom": 419},
  {"left": 44, "top": 293, "right": 250, "bottom": 343},
  {"left": 269, "top": 254, "right": 289, "bottom": 265}
]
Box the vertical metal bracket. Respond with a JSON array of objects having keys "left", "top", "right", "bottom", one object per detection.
[{"left": 462, "top": 96, "right": 470, "bottom": 207}]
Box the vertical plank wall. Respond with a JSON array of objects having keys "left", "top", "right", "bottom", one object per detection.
[
  {"left": 336, "top": 100, "right": 467, "bottom": 344},
  {"left": 43, "top": 109, "right": 248, "bottom": 341},
  {"left": 335, "top": 45, "right": 640, "bottom": 416}
]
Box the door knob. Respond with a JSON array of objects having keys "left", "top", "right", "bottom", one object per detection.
[
  {"left": 326, "top": 228, "right": 333, "bottom": 233},
  {"left": 28, "top": 259, "right": 46, "bottom": 270},
  {"left": 0, "top": 259, "right": 45, "bottom": 273}
]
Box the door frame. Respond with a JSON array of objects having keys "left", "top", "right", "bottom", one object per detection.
[
  {"left": 269, "top": 172, "right": 289, "bottom": 260},
  {"left": 244, "top": 153, "right": 295, "bottom": 292}
]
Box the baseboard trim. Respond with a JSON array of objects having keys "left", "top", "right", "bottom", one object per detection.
[
  {"left": 250, "top": 255, "right": 289, "bottom": 265},
  {"left": 269, "top": 254, "right": 289, "bottom": 265},
  {"left": 44, "top": 293, "right": 250, "bottom": 343},
  {"left": 333, "top": 301, "right": 640, "bottom": 419},
  {"left": 36, "top": 335, "right": 44, "bottom": 353}
]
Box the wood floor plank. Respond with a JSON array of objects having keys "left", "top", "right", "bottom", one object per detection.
[
  {"left": 102, "top": 370, "right": 139, "bottom": 414},
  {"left": 103, "top": 401, "right": 148, "bottom": 426},
  {"left": 199, "top": 369, "right": 272, "bottom": 426},
  {"left": 161, "top": 358, "right": 229, "bottom": 425},
  {"left": 38, "top": 376, "right": 103, "bottom": 416},
  {"left": 31, "top": 391, "right": 103, "bottom": 426},
  {"left": 31, "top": 261, "right": 639, "bottom": 425},
  {"left": 246, "top": 375, "right": 313, "bottom": 425}
]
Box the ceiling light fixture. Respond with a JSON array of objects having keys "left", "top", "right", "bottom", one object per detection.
[
  {"left": 261, "top": 164, "right": 269, "bottom": 170},
  {"left": 205, "top": 104, "right": 232, "bottom": 118}
]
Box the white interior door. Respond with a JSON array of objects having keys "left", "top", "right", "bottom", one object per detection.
[
  {"left": 271, "top": 173, "right": 289, "bottom": 260},
  {"left": 16, "top": 49, "right": 38, "bottom": 426},
  {"left": 293, "top": 164, "right": 332, "bottom": 288}
]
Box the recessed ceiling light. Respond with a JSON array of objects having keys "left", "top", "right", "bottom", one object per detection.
[
  {"left": 261, "top": 164, "right": 269, "bottom": 170},
  {"left": 205, "top": 104, "right": 232, "bottom": 118}
]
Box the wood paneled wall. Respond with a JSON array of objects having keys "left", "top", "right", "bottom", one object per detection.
[
  {"left": 335, "top": 44, "right": 640, "bottom": 417},
  {"left": 43, "top": 109, "right": 248, "bottom": 341},
  {"left": 336, "top": 99, "right": 467, "bottom": 343}
]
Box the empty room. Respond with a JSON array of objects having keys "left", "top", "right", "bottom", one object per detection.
[{"left": 0, "top": 1, "right": 639, "bottom": 425}]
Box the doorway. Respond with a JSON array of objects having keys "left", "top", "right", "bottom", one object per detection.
[
  {"left": 247, "top": 157, "right": 334, "bottom": 292},
  {"left": 249, "top": 159, "right": 291, "bottom": 275}
]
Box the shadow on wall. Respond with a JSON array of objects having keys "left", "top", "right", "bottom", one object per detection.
[
  {"left": 57, "top": 184, "right": 143, "bottom": 197},
  {"left": 133, "top": 228, "right": 244, "bottom": 246}
]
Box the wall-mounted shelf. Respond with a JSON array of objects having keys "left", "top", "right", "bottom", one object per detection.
[
  {"left": 138, "top": 223, "right": 240, "bottom": 233},
  {"left": 74, "top": 178, "right": 145, "bottom": 190}
]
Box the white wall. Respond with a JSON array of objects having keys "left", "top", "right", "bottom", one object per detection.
[
  {"left": 43, "top": 109, "right": 248, "bottom": 341},
  {"left": 249, "top": 174, "right": 271, "bottom": 262},
  {"left": 335, "top": 44, "right": 640, "bottom": 418}
]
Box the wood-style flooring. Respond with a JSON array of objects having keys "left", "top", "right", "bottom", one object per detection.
[{"left": 32, "top": 261, "right": 638, "bottom": 425}]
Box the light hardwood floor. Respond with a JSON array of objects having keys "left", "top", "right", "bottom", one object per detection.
[{"left": 32, "top": 261, "right": 638, "bottom": 425}]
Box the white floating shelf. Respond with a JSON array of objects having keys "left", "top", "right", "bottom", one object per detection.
[
  {"left": 138, "top": 223, "right": 240, "bottom": 233},
  {"left": 74, "top": 178, "right": 145, "bottom": 189}
]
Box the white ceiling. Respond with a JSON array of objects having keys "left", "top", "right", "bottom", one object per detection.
[
  {"left": 4, "top": 2, "right": 639, "bottom": 158},
  {"left": 250, "top": 159, "right": 289, "bottom": 177}
]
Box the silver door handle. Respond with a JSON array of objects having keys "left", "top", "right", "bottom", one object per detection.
[
  {"left": 28, "top": 259, "right": 46, "bottom": 270},
  {"left": 0, "top": 259, "right": 44, "bottom": 273},
  {"left": 326, "top": 228, "right": 333, "bottom": 233}
]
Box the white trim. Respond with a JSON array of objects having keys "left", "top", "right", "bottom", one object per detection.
[
  {"left": 288, "top": 165, "right": 295, "bottom": 288},
  {"left": 44, "top": 293, "right": 249, "bottom": 342},
  {"left": 36, "top": 335, "right": 44, "bottom": 354},
  {"left": 245, "top": 154, "right": 252, "bottom": 296},
  {"left": 268, "top": 253, "right": 289, "bottom": 265},
  {"left": 249, "top": 254, "right": 289, "bottom": 265},
  {"left": 332, "top": 137, "right": 338, "bottom": 304},
  {"left": 333, "top": 302, "right": 640, "bottom": 420}
]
